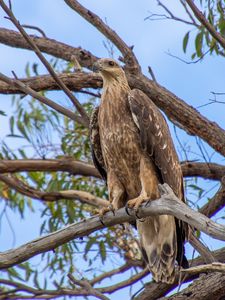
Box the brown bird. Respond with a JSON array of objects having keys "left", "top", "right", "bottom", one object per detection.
[{"left": 90, "top": 58, "right": 188, "bottom": 283}]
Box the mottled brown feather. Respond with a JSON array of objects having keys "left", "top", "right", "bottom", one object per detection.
[
  {"left": 90, "top": 58, "right": 189, "bottom": 284},
  {"left": 89, "top": 107, "right": 107, "bottom": 181},
  {"left": 128, "top": 89, "right": 188, "bottom": 268}
]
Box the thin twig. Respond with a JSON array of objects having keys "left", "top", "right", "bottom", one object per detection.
[
  {"left": 148, "top": 66, "right": 157, "bottom": 82},
  {"left": 0, "top": 72, "right": 83, "bottom": 123},
  {"left": 64, "top": 0, "right": 140, "bottom": 73},
  {"left": 189, "top": 232, "right": 216, "bottom": 263},
  {"left": 0, "top": 0, "right": 89, "bottom": 127},
  {"left": 181, "top": 262, "right": 225, "bottom": 274},
  {"left": 145, "top": 0, "right": 197, "bottom": 27},
  {"left": 68, "top": 273, "right": 110, "bottom": 300},
  {"left": 21, "top": 24, "right": 47, "bottom": 37},
  {"left": 186, "top": 0, "right": 225, "bottom": 50},
  {"left": 166, "top": 48, "right": 210, "bottom": 64},
  {"left": 0, "top": 174, "right": 107, "bottom": 207}
]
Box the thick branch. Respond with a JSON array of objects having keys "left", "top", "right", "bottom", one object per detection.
[
  {"left": 186, "top": 0, "right": 225, "bottom": 50},
  {"left": 0, "top": 72, "right": 101, "bottom": 94},
  {"left": 0, "top": 159, "right": 224, "bottom": 181},
  {"left": 130, "top": 73, "right": 225, "bottom": 157},
  {"left": 0, "top": 174, "right": 107, "bottom": 207},
  {"left": 133, "top": 246, "right": 225, "bottom": 300},
  {"left": 181, "top": 262, "right": 225, "bottom": 275},
  {"left": 0, "top": 72, "right": 83, "bottom": 124},
  {"left": 181, "top": 161, "right": 225, "bottom": 181},
  {"left": 0, "top": 158, "right": 100, "bottom": 177},
  {"left": 200, "top": 180, "right": 225, "bottom": 218},
  {"left": 0, "top": 184, "right": 225, "bottom": 269},
  {"left": 1, "top": 28, "right": 225, "bottom": 156},
  {"left": 0, "top": 27, "right": 98, "bottom": 68},
  {"left": 160, "top": 272, "right": 225, "bottom": 300},
  {"left": 0, "top": 1, "right": 89, "bottom": 126}
]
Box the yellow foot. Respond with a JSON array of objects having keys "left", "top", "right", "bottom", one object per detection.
[
  {"left": 127, "top": 195, "right": 147, "bottom": 211},
  {"left": 98, "top": 204, "right": 115, "bottom": 217},
  {"left": 99, "top": 204, "right": 116, "bottom": 226}
]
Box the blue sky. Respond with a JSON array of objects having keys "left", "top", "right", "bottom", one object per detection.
[{"left": 0, "top": 0, "right": 224, "bottom": 299}]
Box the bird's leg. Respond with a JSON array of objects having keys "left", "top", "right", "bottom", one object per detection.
[
  {"left": 126, "top": 156, "right": 159, "bottom": 218},
  {"left": 125, "top": 194, "right": 149, "bottom": 220},
  {"left": 99, "top": 203, "right": 115, "bottom": 217},
  {"left": 99, "top": 172, "right": 125, "bottom": 219},
  {"left": 126, "top": 194, "right": 147, "bottom": 210}
]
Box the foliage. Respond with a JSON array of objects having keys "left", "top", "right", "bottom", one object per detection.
[
  {"left": 0, "top": 0, "right": 224, "bottom": 299},
  {"left": 183, "top": 0, "right": 225, "bottom": 59}
]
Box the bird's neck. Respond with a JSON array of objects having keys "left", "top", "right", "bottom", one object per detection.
[{"left": 102, "top": 75, "right": 130, "bottom": 101}]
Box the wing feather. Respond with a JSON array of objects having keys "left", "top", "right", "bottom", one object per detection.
[
  {"left": 89, "top": 107, "right": 107, "bottom": 182},
  {"left": 128, "top": 89, "right": 183, "bottom": 200},
  {"left": 128, "top": 89, "right": 188, "bottom": 268}
]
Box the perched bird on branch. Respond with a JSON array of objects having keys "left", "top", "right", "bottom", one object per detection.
[{"left": 90, "top": 58, "right": 188, "bottom": 283}]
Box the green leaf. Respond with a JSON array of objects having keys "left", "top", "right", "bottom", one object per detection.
[
  {"left": 25, "top": 62, "right": 30, "bottom": 77},
  {"left": 0, "top": 110, "right": 6, "bottom": 116},
  {"left": 8, "top": 268, "right": 24, "bottom": 281},
  {"left": 17, "top": 121, "right": 30, "bottom": 142},
  {"left": 195, "top": 31, "right": 203, "bottom": 57},
  {"left": 183, "top": 31, "right": 190, "bottom": 53},
  {"left": 6, "top": 134, "right": 24, "bottom": 139},
  {"left": 84, "top": 237, "right": 96, "bottom": 258},
  {"left": 9, "top": 116, "right": 14, "bottom": 134},
  {"left": 99, "top": 240, "right": 106, "bottom": 263},
  {"left": 218, "top": 18, "right": 225, "bottom": 36},
  {"left": 33, "top": 270, "right": 41, "bottom": 289}
]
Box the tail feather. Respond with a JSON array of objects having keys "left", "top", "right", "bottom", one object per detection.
[{"left": 138, "top": 215, "right": 178, "bottom": 284}]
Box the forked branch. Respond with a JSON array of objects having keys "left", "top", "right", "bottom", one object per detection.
[
  {"left": 64, "top": 0, "right": 140, "bottom": 73},
  {"left": 0, "top": 0, "right": 89, "bottom": 126},
  {"left": 0, "top": 184, "right": 224, "bottom": 269}
]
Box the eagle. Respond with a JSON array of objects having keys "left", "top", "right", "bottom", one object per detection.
[{"left": 90, "top": 58, "right": 188, "bottom": 283}]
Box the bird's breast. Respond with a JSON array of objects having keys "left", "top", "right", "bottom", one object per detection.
[{"left": 98, "top": 93, "right": 142, "bottom": 185}]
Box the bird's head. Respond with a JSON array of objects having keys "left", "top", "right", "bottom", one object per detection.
[{"left": 93, "top": 58, "right": 128, "bottom": 85}]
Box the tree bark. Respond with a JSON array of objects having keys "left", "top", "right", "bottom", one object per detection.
[{"left": 159, "top": 272, "right": 225, "bottom": 300}]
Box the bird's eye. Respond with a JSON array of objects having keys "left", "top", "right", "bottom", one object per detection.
[{"left": 108, "top": 61, "right": 115, "bottom": 66}]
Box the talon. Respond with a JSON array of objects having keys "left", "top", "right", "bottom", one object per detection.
[
  {"left": 126, "top": 196, "right": 148, "bottom": 220},
  {"left": 125, "top": 203, "right": 132, "bottom": 216},
  {"left": 99, "top": 216, "right": 105, "bottom": 226},
  {"left": 134, "top": 209, "right": 143, "bottom": 220},
  {"left": 99, "top": 206, "right": 112, "bottom": 226},
  {"left": 108, "top": 204, "right": 115, "bottom": 216},
  {"left": 98, "top": 204, "right": 116, "bottom": 220},
  {"left": 145, "top": 200, "right": 151, "bottom": 207}
]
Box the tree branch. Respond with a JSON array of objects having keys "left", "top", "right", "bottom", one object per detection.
[
  {"left": 0, "top": 0, "right": 89, "bottom": 127},
  {"left": 133, "top": 246, "right": 225, "bottom": 300},
  {"left": 68, "top": 273, "right": 110, "bottom": 300},
  {"left": 130, "top": 73, "right": 225, "bottom": 157},
  {"left": 200, "top": 179, "right": 225, "bottom": 218},
  {"left": 64, "top": 0, "right": 140, "bottom": 73},
  {"left": 181, "top": 262, "right": 225, "bottom": 275},
  {"left": 0, "top": 72, "right": 84, "bottom": 124},
  {"left": 186, "top": 0, "right": 225, "bottom": 50},
  {"left": 0, "top": 158, "right": 100, "bottom": 178},
  {"left": 181, "top": 161, "right": 225, "bottom": 181},
  {"left": 0, "top": 72, "right": 101, "bottom": 94},
  {"left": 159, "top": 272, "right": 225, "bottom": 300},
  {"left": 0, "top": 183, "right": 225, "bottom": 269},
  {"left": 0, "top": 174, "right": 107, "bottom": 207},
  {"left": 90, "top": 262, "right": 133, "bottom": 285},
  {"left": 0, "top": 158, "right": 224, "bottom": 182},
  {"left": 1, "top": 26, "right": 225, "bottom": 156},
  {"left": 0, "top": 27, "right": 98, "bottom": 68}
]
